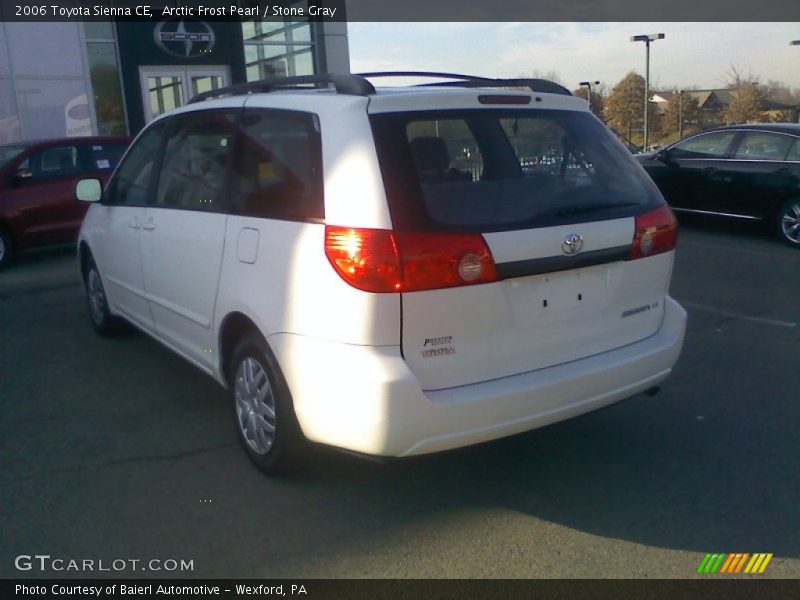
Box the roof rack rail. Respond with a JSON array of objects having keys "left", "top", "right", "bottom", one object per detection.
[
  {"left": 358, "top": 71, "right": 570, "bottom": 96},
  {"left": 417, "top": 78, "right": 572, "bottom": 96},
  {"left": 189, "top": 74, "right": 376, "bottom": 103},
  {"left": 358, "top": 71, "right": 496, "bottom": 83},
  {"left": 188, "top": 72, "right": 571, "bottom": 104}
]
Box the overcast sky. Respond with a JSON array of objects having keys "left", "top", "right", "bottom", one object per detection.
[{"left": 348, "top": 23, "right": 800, "bottom": 92}]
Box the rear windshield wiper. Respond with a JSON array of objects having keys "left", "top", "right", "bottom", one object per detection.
[{"left": 557, "top": 201, "right": 639, "bottom": 217}]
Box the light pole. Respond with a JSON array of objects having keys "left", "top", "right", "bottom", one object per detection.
[
  {"left": 678, "top": 90, "right": 683, "bottom": 138},
  {"left": 579, "top": 80, "right": 600, "bottom": 112},
  {"left": 631, "top": 33, "right": 665, "bottom": 151},
  {"left": 793, "top": 41, "right": 800, "bottom": 122}
]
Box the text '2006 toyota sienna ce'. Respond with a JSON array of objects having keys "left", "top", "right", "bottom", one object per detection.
[{"left": 75, "top": 73, "right": 687, "bottom": 474}]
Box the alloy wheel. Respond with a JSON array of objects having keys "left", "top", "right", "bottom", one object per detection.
[
  {"left": 234, "top": 357, "right": 277, "bottom": 455},
  {"left": 781, "top": 202, "right": 800, "bottom": 245}
]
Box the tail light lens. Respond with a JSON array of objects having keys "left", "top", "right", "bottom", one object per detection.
[
  {"left": 325, "top": 226, "right": 498, "bottom": 293},
  {"left": 629, "top": 205, "right": 678, "bottom": 260}
]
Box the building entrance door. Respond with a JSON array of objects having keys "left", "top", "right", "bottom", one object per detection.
[{"left": 139, "top": 66, "right": 230, "bottom": 123}]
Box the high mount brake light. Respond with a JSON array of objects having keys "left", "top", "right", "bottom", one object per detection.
[
  {"left": 630, "top": 205, "right": 678, "bottom": 260},
  {"left": 325, "top": 226, "right": 498, "bottom": 293}
]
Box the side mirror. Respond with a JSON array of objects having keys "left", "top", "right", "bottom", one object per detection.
[
  {"left": 76, "top": 178, "right": 103, "bottom": 203},
  {"left": 656, "top": 149, "right": 671, "bottom": 163}
]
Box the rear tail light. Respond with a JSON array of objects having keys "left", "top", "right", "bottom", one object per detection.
[
  {"left": 325, "top": 226, "right": 498, "bottom": 293},
  {"left": 629, "top": 205, "right": 678, "bottom": 260}
]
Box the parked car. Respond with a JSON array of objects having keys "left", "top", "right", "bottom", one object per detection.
[
  {"left": 0, "top": 136, "right": 130, "bottom": 267},
  {"left": 75, "top": 73, "right": 686, "bottom": 474},
  {"left": 637, "top": 124, "right": 800, "bottom": 247}
]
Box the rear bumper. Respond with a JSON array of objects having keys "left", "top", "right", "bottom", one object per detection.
[{"left": 269, "top": 296, "right": 687, "bottom": 457}]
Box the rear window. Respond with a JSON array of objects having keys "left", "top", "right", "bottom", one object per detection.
[
  {"left": 370, "top": 109, "right": 663, "bottom": 232},
  {"left": 86, "top": 142, "right": 127, "bottom": 171}
]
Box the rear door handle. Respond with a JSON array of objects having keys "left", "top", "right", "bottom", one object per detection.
[{"left": 141, "top": 222, "right": 155, "bottom": 231}]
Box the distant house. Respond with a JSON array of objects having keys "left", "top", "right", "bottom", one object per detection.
[{"left": 651, "top": 89, "right": 798, "bottom": 125}]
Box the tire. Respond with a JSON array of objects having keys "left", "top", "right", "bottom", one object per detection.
[
  {"left": 229, "top": 332, "right": 305, "bottom": 475},
  {"left": 777, "top": 199, "right": 800, "bottom": 248},
  {"left": 0, "top": 227, "right": 12, "bottom": 269},
  {"left": 83, "top": 258, "right": 126, "bottom": 336}
]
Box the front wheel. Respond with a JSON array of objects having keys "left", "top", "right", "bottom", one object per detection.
[
  {"left": 83, "top": 259, "right": 126, "bottom": 336},
  {"left": 230, "top": 333, "right": 305, "bottom": 475},
  {"left": 777, "top": 199, "right": 800, "bottom": 248}
]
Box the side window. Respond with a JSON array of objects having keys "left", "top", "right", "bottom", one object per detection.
[
  {"left": 788, "top": 139, "right": 800, "bottom": 162},
  {"left": 154, "top": 111, "right": 237, "bottom": 212},
  {"left": 26, "top": 145, "right": 81, "bottom": 179},
  {"left": 669, "top": 132, "right": 736, "bottom": 160},
  {"left": 230, "top": 109, "right": 324, "bottom": 221},
  {"left": 106, "top": 122, "right": 165, "bottom": 206},
  {"left": 734, "top": 132, "right": 794, "bottom": 161}
]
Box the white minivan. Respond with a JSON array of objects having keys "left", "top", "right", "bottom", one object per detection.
[{"left": 76, "top": 73, "right": 687, "bottom": 474}]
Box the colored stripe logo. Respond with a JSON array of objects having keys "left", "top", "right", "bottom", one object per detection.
[{"left": 697, "top": 553, "right": 773, "bottom": 574}]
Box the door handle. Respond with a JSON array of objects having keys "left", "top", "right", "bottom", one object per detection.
[{"left": 141, "top": 222, "right": 156, "bottom": 231}]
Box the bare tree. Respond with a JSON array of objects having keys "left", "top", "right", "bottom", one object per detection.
[{"left": 719, "top": 65, "right": 758, "bottom": 89}]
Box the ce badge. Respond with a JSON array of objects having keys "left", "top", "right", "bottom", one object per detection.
[{"left": 561, "top": 233, "right": 584, "bottom": 256}]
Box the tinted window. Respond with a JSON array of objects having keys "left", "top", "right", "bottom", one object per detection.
[
  {"left": 229, "top": 109, "right": 323, "bottom": 221},
  {"left": 85, "top": 142, "right": 128, "bottom": 171},
  {"left": 371, "top": 109, "right": 661, "bottom": 232},
  {"left": 669, "top": 131, "right": 736, "bottom": 160},
  {"left": 734, "top": 132, "right": 794, "bottom": 161},
  {"left": 107, "top": 122, "right": 165, "bottom": 206},
  {"left": 25, "top": 145, "right": 81, "bottom": 179},
  {"left": 788, "top": 139, "right": 800, "bottom": 162},
  {"left": 154, "top": 111, "right": 237, "bottom": 212}
]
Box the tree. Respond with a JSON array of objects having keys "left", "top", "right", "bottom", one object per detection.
[
  {"left": 723, "top": 83, "right": 764, "bottom": 124},
  {"left": 604, "top": 72, "right": 657, "bottom": 143},
  {"left": 663, "top": 92, "right": 700, "bottom": 135},
  {"left": 572, "top": 85, "right": 606, "bottom": 120}
]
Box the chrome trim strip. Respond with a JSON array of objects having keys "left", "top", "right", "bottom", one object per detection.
[{"left": 671, "top": 207, "right": 763, "bottom": 220}]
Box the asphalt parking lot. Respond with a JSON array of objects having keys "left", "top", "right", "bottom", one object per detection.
[{"left": 1, "top": 216, "right": 798, "bottom": 579}]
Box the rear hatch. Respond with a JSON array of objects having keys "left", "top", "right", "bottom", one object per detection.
[{"left": 368, "top": 97, "right": 675, "bottom": 391}]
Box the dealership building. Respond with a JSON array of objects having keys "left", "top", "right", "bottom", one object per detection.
[{"left": 0, "top": 4, "right": 350, "bottom": 143}]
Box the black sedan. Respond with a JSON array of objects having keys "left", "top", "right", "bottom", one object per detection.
[{"left": 637, "top": 123, "right": 800, "bottom": 247}]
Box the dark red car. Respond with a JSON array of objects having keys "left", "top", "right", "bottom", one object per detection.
[{"left": 0, "top": 136, "right": 130, "bottom": 267}]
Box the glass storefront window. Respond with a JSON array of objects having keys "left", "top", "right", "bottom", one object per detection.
[
  {"left": 242, "top": 16, "right": 316, "bottom": 83},
  {"left": 14, "top": 79, "right": 90, "bottom": 139},
  {"left": 83, "top": 21, "right": 114, "bottom": 40},
  {"left": 87, "top": 42, "right": 126, "bottom": 135},
  {"left": 244, "top": 43, "right": 315, "bottom": 81}
]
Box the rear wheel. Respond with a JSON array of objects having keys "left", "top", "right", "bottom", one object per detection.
[
  {"left": 229, "top": 332, "right": 304, "bottom": 475},
  {"left": 777, "top": 199, "right": 800, "bottom": 248},
  {"left": 0, "top": 227, "right": 12, "bottom": 269}
]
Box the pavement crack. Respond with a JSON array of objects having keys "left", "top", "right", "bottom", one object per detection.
[{"left": 6, "top": 441, "right": 239, "bottom": 483}]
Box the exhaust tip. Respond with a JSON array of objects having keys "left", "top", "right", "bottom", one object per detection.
[{"left": 644, "top": 385, "right": 661, "bottom": 397}]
